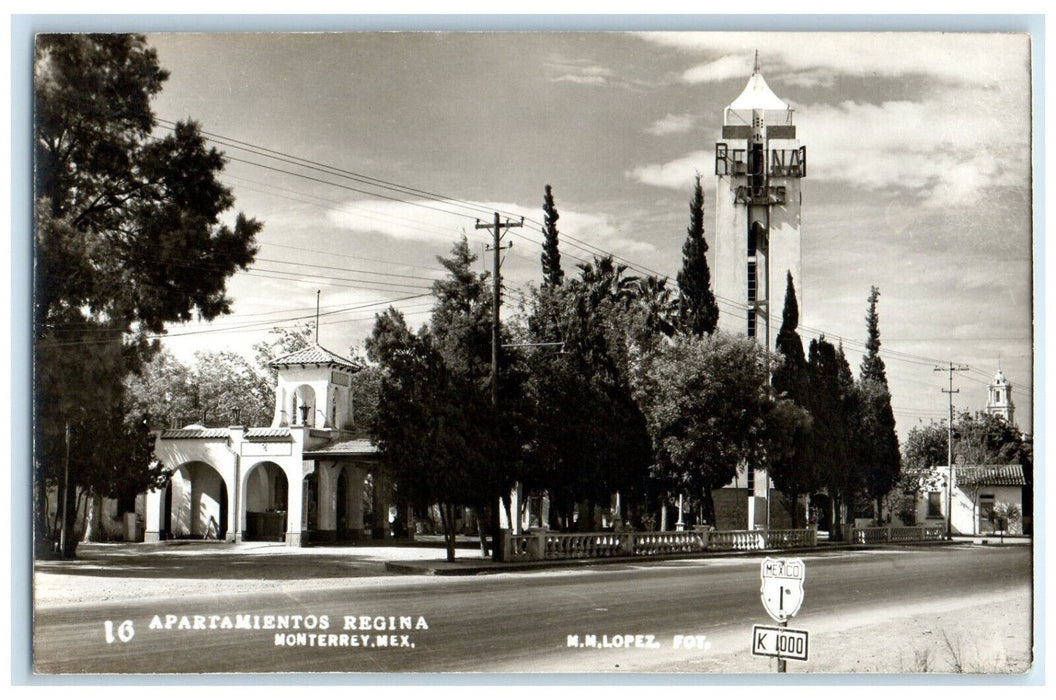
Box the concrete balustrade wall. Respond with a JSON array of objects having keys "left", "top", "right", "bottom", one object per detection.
[{"left": 504, "top": 527, "right": 819, "bottom": 561}]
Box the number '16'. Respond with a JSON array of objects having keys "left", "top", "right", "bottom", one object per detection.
[{"left": 104, "top": 620, "right": 134, "bottom": 644}]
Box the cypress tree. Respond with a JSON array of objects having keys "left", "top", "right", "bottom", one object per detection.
[
  {"left": 541, "top": 184, "right": 564, "bottom": 287},
  {"left": 860, "top": 286, "right": 887, "bottom": 384},
  {"left": 770, "top": 273, "right": 815, "bottom": 524},
  {"left": 856, "top": 287, "right": 901, "bottom": 523},
  {"left": 773, "top": 272, "right": 808, "bottom": 400},
  {"left": 677, "top": 174, "right": 719, "bottom": 335}
]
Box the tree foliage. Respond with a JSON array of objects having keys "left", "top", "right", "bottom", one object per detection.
[
  {"left": 367, "top": 308, "right": 494, "bottom": 562},
  {"left": 769, "top": 273, "right": 816, "bottom": 525},
  {"left": 636, "top": 332, "right": 796, "bottom": 525},
  {"left": 860, "top": 286, "right": 887, "bottom": 385},
  {"left": 523, "top": 256, "right": 654, "bottom": 529},
  {"left": 34, "top": 34, "right": 261, "bottom": 556},
  {"left": 366, "top": 238, "right": 528, "bottom": 560},
  {"left": 676, "top": 174, "right": 719, "bottom": 336},
  {"left": 125, "top": 348, "right": 273, "bottom": 430},
  {"left": 540, "top": 184, "right": 564, "bottom": 287},
  {"left": 856, "top": 286, "right": 901, "bottom": 521},
  {"left": 904, "top": 411, "right": 1031, "bottom": 470},
  {"left": 808, "top": 338, "right": 862, "bottom": 536}
]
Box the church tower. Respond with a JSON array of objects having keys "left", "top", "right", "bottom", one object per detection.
[
  {"left": 713, "top": 57, "right": 804, "bottom": 345},
  {"left": 986, "top": 368, "right": 1014, "bottom": 424}
]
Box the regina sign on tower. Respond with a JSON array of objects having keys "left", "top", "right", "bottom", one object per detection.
[{"left": 760, "top": 557, "right": 805, "bottom": 623}]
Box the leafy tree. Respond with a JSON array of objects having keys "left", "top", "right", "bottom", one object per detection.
[
  {"left": 540, "top": 184, "right": 564, "bottom": 287},
  {"left": 856, "top": 286, "right": 901, "bottom": 522},
  {"left": 367, "top": 238, "right": 528, "bottom": 560},
  {"left": 34, "top": 34, "right": 261, "bottom": 557},
  {"left": 253, "top": 323, "right": 315, "bottom": 383},
  {"left": 366, "top": 309, "right": 492, "bottom": 562},
  {"left": 808, "top": 338, "right": 862, "bottom": 538},
  {"left": 631, "top": 275, "right": 679, "bottom": 343},
  {"left": 769, "top": 273, "right": 816, "bottom": 525},
  {"left": 430, "top": 236, "right": 493, "bottom": 382},
  {"left": 636, "top": 332, "right": 787, "bottom": 525},
  {"left": 127, "top": 349, "right": 273, "bottom": 430},
  {"left": 349, "top": 365, "right": 382, "bottom": 439},
  {"left": 676, "top": 174, "right": 719, "bottom": 336},
  {"left": 523, "top": 256, "right": 653, "bottom": 530},
  {"left": 904, "top": 411, "right": 1031, "bottom": 470}
]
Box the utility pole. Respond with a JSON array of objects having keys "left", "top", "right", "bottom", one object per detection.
[
  {"left": 315, "top": 289, "right": 320, "bottom": 344},
  {"left": 475, "top": 213, "right": 522, "bottom": 406},
  {"left": 476, "top": 213, "right": 523, "bottom": 557},
  {"left": 935, "top": 362, "right": 969, "bottom": 540}
]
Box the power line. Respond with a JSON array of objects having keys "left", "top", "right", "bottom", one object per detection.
[
  {"left": 148, "top": 121, "right": 1031, "bottom": 408},
  {"left": 157, "top": 118, "right": 524, "bottom": 223}
]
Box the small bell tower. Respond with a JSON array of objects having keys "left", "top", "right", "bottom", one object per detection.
[
  {"left": 986, "top": 367, "right": 1014, "bottom": 424},
  {"left": 269, "top": 344, "right": 361, "bottom": 430}
]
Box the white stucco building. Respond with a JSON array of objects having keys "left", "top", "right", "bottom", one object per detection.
[{"left": 144, "top": 344, "right": 398, "bottom": 546}]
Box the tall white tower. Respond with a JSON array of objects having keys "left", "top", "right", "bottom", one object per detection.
[
  {"left": 714, "top": 59, "right": 804, "bottom": 345},
  {"left": 986, "top": 368, "right": 1014, "bottom": 424}
]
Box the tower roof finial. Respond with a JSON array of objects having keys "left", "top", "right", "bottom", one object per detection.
[{"left": 754, "top": 50, "right": 759, "bottom": 75}]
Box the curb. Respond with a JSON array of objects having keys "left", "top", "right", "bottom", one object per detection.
[{"left": 383, "top": 539, "right": 962, "bottom": 576}]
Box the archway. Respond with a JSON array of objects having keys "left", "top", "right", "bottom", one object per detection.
[
  {"left": 244, "top": 461, "right": 289, "bottom": 542},
  {"left": 170, "top": 461, "right": 228, "bottom": 539}
]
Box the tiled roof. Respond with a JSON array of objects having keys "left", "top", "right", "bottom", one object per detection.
[
  {"left": 159, "top": 428, "right": 230, "bottom": 440},
  {"left": 957, "top": 464, "right": 1026, "bottom": 487},
  {"left": 303, "top": 438, "right": 379, "bottom": 458},
  {"left": 244, "top": 428, "right": 293, "bottom": 442},
  {"left": 270, "top": 344, "right": 361, "bottom": 370}
]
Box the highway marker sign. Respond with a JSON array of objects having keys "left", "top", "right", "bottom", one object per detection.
[
  {"left": 751, "top": 624, "right": 809, "bottom": 662},
  {"left": 760, "top": 557, "right": 805, "bottom": 622}
]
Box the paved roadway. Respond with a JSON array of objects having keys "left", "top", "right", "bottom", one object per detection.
[{"left": 33, "top": 544, "right": 1031, "bottom": 674}]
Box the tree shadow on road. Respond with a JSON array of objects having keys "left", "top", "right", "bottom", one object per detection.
[{"left": 33, "top": 543, "right": 382, "bottom": 581}]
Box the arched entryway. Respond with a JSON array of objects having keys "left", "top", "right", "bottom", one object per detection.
[
  {"left": 243, "top": 461, "right": 289, "bottom": 542},
  {"left": 168, "top": 461, "right": 229, "bottom": 539}
]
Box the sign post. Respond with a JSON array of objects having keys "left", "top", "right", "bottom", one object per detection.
[{"left": 757, "top": 557, "right": 807, "bottom": 672}]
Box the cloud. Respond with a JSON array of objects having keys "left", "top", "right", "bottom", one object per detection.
[
  {"left": 644, "top": 113, "right": 698, "bottom": 135},
  {"left": 638, "top": 33, "right": 1029, "bottom": 89},
  {"left": 326, "top": 199, "right": 483, "bottom": 244},
  {"left": 681, "top": 55, "right": 753, "bottom": 84},
  {"left": 553, "top": 74, "right": 608, "bottom": 85},
  {"left": 799, "top": 94, "right": 1029, "bottom": 207},
  {"left": 626, "top": 150, "right": 713, "bottom": 190},
  {"left": 325, "top": 198, "right": 654, "bottom": 257},
  {"left": 547, "top": 59, "right": 615, "bottom": 86},
  {"left": 631, "top": 92, "right": 1028, "bottom": 206}
]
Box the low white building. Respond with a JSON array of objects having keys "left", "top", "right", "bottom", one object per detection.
[
  {"left": 143, "top": 344, "right": 399, "bottom": 546},
  {"left": 912, "top": 464, "right": 1026, "bottom": 535}
]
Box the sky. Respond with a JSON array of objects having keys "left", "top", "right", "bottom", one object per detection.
[{"left": 142, "top": 31, "right": 1035, "bottom": 442}]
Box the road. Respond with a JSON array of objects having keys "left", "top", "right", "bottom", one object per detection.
[{"left": 33, "top": 544, "right": 1032, "bottom": 674}]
